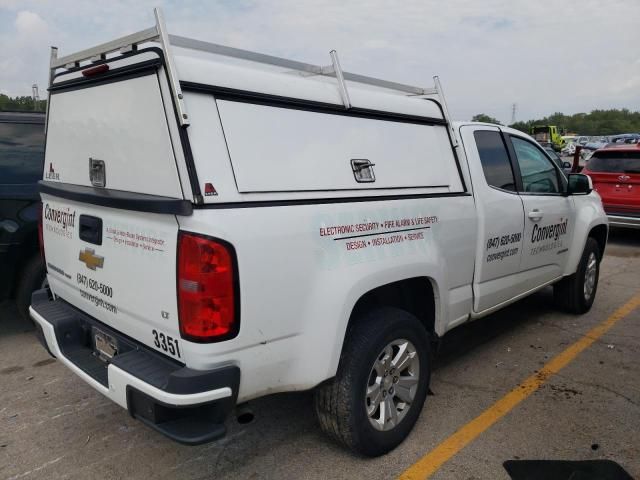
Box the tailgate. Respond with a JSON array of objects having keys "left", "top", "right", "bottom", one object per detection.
[
  {"left": 42, "top": 197, "right": 180, "bottom": 358},
  {"left": 592, "top": 173, "right": 638, "bottom": 204},
  {"left": 42, "top": 68, "right": 185, "bottom": 361}
]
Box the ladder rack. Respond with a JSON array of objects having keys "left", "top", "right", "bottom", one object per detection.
[{"left": 47, "top": 7, "right": 457, "bottom": 144}]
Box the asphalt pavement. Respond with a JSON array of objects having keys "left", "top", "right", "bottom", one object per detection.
[{"left": 1, "top": 228, "right": 638, "bottom": 479}]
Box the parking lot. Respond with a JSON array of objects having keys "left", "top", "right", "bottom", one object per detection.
[{"left": 1, "top": 228, "right": 638, "bottom": 480}]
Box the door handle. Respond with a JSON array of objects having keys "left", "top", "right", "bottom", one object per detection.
[{"left": 528, "top": 209, "right": 543, "bottom": 221}]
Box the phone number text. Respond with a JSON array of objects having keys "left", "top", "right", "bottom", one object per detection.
[{"left": 77, "top": 273, "right": 113, "bottom": 298}]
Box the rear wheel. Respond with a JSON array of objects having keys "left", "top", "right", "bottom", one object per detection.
[
  {"left": 314, "top": 307, "right": 431, "bottom": 456},
  {"left": 553, "top": 237, "right": 600, "bottom": 314},
  {"left": 15, "top": 255, "right": 46, "bottom": 322}
]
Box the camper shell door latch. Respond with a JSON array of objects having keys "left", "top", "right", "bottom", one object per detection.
[{"left": 351, "top": 159, "right": 376, "bottom": 183}]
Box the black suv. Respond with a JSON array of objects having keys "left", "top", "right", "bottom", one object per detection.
[{"left": 0, "top": 111, "right": 46, "bottom": 320}]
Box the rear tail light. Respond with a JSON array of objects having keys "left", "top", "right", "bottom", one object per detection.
[
  {"left": 81, "top": 64, "right": 109, "bottom": 77},
  {"left": 38, "top": 203, "right": 46, "bottom": 267},
  {"left": 177, "top": 232, "right": 238, "bottom": 342}
]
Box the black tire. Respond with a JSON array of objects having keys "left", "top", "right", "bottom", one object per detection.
[
  {"left": 15, "top": 255, "right": 46, "bottom": 322},
  {"left": 553, "top": 237, "right": 600, "bottom": 314},
  {"left": 314, "top": 307, "right": 431, "bottom": 456}
]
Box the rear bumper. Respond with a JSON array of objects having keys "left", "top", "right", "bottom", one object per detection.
[{"left": 30, "top": 289, "right": 240, "bottom": 445}]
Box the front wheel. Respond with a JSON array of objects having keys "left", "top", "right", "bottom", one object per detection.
[
  {"left": 314, "top": 307, "right": 431, "bottom": 456},
  {"left": 553, "top": 237, "right": 600, "bottom": 314}
]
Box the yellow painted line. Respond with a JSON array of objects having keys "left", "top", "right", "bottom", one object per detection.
[{"left": 399, "top": 292, "right": 640, "bottom": 480}]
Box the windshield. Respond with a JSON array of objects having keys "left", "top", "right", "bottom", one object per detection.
[{"left": 587, "top": 151, "right": 640, "bottom": 173}]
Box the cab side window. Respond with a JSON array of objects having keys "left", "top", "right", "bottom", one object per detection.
[
  {"left": 511, "top": 137, "right": 560, "bottom": 194},
  {"left": 474, "top": 130, "right": 516, "bottom": 192}
]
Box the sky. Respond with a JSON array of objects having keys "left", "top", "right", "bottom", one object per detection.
[{"left": 0, "top": 0, "right": 638, "bottom": 124}]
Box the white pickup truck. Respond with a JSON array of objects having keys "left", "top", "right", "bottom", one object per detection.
[{"left": 31, "top": 10, "right": 608, "bottom": 456}]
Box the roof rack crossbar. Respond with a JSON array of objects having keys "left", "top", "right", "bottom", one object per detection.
[
  {"left": 48, "top": 9, "right": 189, "bottom": 126},
  {"left": 48, "top": 8, "right": 458, "bottom": 133},
  {"left": 433, "top": 76, "right": 457, "bottom": 146},
  {"left": 44, "top": 46, "right": 58, "bottom": 135},
  {"left": 329, "top": 50, "right": 351, "bottom": 109},
  {"left": 169, "top": 35, "right": 324, "bottom": 76},
  {"left": 153, "top": 8, "right": 188, "bottom": 125},
  {"left": 51, "top": 27, "right": 159, "bottom": 70},
  {"left": 169, "top": 34, "right": 428, "bottom": 96}
]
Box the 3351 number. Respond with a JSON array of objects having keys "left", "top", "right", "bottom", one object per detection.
[{"left": 152, "top": 329, "right": 181, "bottom": 358}]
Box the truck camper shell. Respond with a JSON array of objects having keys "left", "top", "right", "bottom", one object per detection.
[{"left": 45, "top": 8, "right": 465, "bottom": 210}]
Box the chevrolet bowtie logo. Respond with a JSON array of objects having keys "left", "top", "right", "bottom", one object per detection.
[{"left": 79, "top": 248, "right": 104, "bottom": 270}]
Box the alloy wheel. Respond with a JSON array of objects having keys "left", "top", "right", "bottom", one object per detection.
[{"left": 365, "top": 339, "right": 420, "bottom": 431}]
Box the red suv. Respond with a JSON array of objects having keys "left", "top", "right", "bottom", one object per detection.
[{"left": 582, "top": 144, "right": 640, "bottom": 228}]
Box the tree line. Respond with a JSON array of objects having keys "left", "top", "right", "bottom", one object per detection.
[
  {"left": 472, "top": 109, "right": 640, "bottom": 136},
  {"left": 0, "top": 94, "right": 47, "bottom": 112},
  {"left": 2, "top": 92, "right": 638, "bottom": 135}
]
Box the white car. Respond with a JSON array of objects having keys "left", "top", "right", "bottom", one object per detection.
[
  {"left": 562, "top": 141, "right": 577, "bottom": 156},
  {"left": 31, "top": 9, "right": 609, "bottom": 456}
]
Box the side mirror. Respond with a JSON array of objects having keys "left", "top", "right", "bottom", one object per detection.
[{"left": 567, "top": 173, "right": 592, "bottom": 195}]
